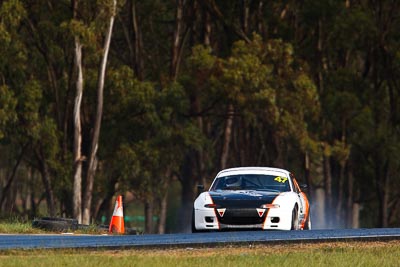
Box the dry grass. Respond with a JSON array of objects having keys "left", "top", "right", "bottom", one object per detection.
[
  {"left": 0, "top": 239, "right": 399, "bottom": 267},
  {"left": 0, "top": 220, "right": 398, "bottom": 267}
]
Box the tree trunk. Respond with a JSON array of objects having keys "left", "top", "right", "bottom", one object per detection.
[
  {"left": 200, "top": 0, "right": 250, "bottom": 43},
  {"left": 304, "top": 151, "right": 311, "bottom": 190},
  {"left": 323, "top": 152, "right": 332, "bottom": 228},
  {"left": 381, "top": 162, "right": 390, "bottom": 227},
  {"left": 28, "top": 167, "right": 37, "bottom": 218},
  {"left": 256, "top": 0, "right": 264, "bottom": 36},
  {"left": 336, "top": 130, "right": 347, "bottom": 228},
  {"left": 21, "top": 168, "right": 32, "bottom": 216},
  {"left": 179, "top": 182, "right": 195, "bottom": 233},
  {"left": 203, "top": 9, "right": 211, "bottom": 46},
  {"left": 72, "top": 33, "right": 84, "bottom": 223},
  {"left": 336, "top": 162, "right": 345, "bottom": 227},
  {"left": 157, "top": 169, "right": 172, "bottom": 234},
  {"left": 130, "top": 0, "right": 144, "bottom": 80},
  {"left": 82, "top": 0, "right": 117, "bottom": 224},
  {"left": 120, "top": 0, "right": 150, "bottom": 79},
  {"left": 314, "top": 187, "right": 326, "bottom": 229},
  {"left": 352, "top": 202, "right": 360, "bottom": 228},
  {"left": 37, "top": 151, "right": 56, "bottom": 217},
  {"left": 374, "top": 158, "right": 389, "bottom": 228},
  {"left": 144, "top": 199, "right": 154, "bottom": 234},
  {"left": 171, "top": 0, "right": 184, "bottom": 80},
  {"left": 0, "top": 144, "right": 26, "bottom": 209},
  {"left": 273, "top": 134, "right": 284, "bottom": 168},
  {"left": 220, "top": 104, "right": 234, "bottom": 170},
  {"left": 317, "top": 18, "right": 325, "bottom": 92},
  {"left": 346, "top": 165, "right": 354, "bottom": 228},
  {"left": 47, "top": 64, "right": 61, "bottom": 130},
  {"left": 94, "top": 174, "right": 118, "bottom": 222},
  {"left": 241, "top": 0, "right": 249, "bottom": 35},
  {"left": 63, "top": 62, "right": 74, "bottom": 159},
  {"left": 157, "top": 191, "right": 168, "bottom": 234},
  {"left": 178, "top": 154, "right": 197, "bottom": 233}
]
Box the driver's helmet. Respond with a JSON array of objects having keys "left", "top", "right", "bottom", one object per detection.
[{"left": 225, "top": 176, "right": 242, "bottom": 187}]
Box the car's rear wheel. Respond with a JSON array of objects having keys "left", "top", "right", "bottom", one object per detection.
[{"left": 290, "top": 206, "right": 299, "bottom": 230}]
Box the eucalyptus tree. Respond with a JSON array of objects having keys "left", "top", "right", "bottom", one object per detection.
[
  {"left": 264, "top": 0, "right": 400, "bottom": 228},
  {"left": 219, "top": 34, "right": 320, "bottom": 178},
  {"left": 0, "top": 0, "right": 63, "bottom": 217},
  {"left": 68, "top": 0, "right": 119, "bottom": 224},
  {"left": 72, "top": 0, "right": 84, "bottom": 224},
  {"left": 82, "top": 0, "right": 117, "bottom": 225}
]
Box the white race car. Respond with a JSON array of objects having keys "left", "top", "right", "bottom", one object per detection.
[{"left": 192, "top": 167, "right": 311, "bottom": 231}]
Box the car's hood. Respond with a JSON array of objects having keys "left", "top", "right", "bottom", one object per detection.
[{"left": 208, "top": 190, "right": 280, "bottom": 208}]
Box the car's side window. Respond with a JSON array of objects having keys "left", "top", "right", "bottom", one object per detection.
[{"left": 290, "top": 173, "right": 301, "bottom": 194}]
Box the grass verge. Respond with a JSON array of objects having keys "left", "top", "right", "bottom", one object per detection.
[
  {"left": 0, "top": 219, "right": 108, "bottom": 235},
  {"left": 0, "top": 219, "right": 45, "bottom": 234},
  {"left": 0, "top": 240, "right": 399, "bottom": 267}
]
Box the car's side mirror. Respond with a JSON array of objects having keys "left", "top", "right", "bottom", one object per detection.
[{"left": 300, "top": 184, "right": 308, "bottom": 192}]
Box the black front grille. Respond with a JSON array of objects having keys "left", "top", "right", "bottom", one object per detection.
[
  {"left": 217, "top": 208, "right": 266, "bottom": 225},
  {"left": 213, "top": 199, "right": 265, "bottom": 208}
]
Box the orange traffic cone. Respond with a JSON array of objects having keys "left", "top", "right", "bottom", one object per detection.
[{"left": 109, "top": 195, "right": 125, "bottom": 234}]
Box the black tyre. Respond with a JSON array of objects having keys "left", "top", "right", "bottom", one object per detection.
[
  {"left": 40, "top": 217, "right": 78, "bottom": 224},
  {"left": 290, "top": 206, "right": 299, "bottom": 230},
  {"left": 32, "top": 217, "right": 78, "bottom": 231}
]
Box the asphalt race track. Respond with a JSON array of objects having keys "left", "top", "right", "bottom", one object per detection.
[{"left": 0, "top": 228, "right": 400, "bottom": 250}]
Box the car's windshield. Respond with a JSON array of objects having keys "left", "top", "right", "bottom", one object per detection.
[{"left": 210, "top": 174, "right": 290, "bottom": 192}]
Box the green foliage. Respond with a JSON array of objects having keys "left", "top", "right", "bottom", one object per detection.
[
  {"left": 102, "top": 67, "right": 198, "bottom": 200},
  {"left": 221, "top": 36, "right": 276, "bottom": 122},
  {"left": 0, "top": 0, "right": 399, "bottom": 228},
  {"left": 331, "top": 140, "right": 351, "bottom": 165},
  {"left": 188, "top": 45, "right": 217, "bottom": 71},
  {"left": 0, "top": 85, "right": 17, "bottom": 139},
  {"left": 63, "top": 19, "right": 97, "bottom": 48},
  {"left": 18, "top": 80, "right": 43, "bottom": 140},
  {"left": 220, "top": 34, "right": 320, "bottom": 153},
  {"left": 0, "top": 0, "right": 27, "bottom": 80},
  {"left": 329, "top": 6, "right": 375, "bottom": 52},
  {"left": 37, "top": 117, "right": 60, "bottom": 160},
  {"left": 158, "top": 82, "right": 189, "bottom": 118},
  {"left": 0, "top": 0, "right": 26, "bottom": 29},
  {"left": 103, "top": 66, "right": 158, "bottom": 145}
]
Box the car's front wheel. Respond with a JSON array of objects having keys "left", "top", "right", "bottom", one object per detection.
[{"left": 290, "top": 206, "right": 299, "bottom": 230}]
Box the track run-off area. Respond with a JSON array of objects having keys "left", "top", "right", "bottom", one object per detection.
[{"left": 1, "top": 228, "right": 400, "bottom": 250}]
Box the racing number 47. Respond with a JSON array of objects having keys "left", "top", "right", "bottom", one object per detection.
[{"left": 274, "top": 176, "right": 288, "bottom": 183}]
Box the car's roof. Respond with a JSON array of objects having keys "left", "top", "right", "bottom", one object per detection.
[{"left": 215, "top": 166, "right": 291, "bottom": 178}]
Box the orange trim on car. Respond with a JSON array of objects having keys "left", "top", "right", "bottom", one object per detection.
[
  {"left": 262, "top": 193, "right": 282, "bottom": 229},
  {"left": 208, "top": 193, "right": 220, "bottom": 229},
  {"left": 300, "top": 192, "right": 310, "bottom": 229}
]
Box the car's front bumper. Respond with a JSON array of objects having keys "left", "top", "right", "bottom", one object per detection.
[{"left": 194, "top": 207, "right": 292, "bottom": 231}]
